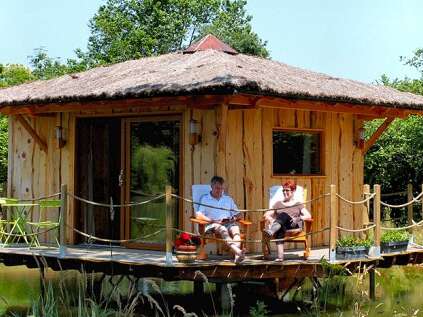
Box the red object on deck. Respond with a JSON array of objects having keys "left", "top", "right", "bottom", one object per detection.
[{"left": 184, "top": 34, "right": 238, "bottom": 54}]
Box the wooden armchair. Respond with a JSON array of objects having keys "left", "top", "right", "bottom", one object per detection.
[
  {"left": 261, "top": 185, "right": 313, "bottom": 259},
  {"left": 190, "top": 185, "right": 252, "bottom": 260}
]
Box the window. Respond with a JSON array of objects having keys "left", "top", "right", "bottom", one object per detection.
[{"left": 272, "top": 130, "right": 322, "bottom": 175}]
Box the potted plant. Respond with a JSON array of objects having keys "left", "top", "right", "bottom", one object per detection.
[
  {"left": 174, "top": 232, "right": 201, "bottom": 263},
  {"left": 336, "top": 236, "right": 372, "bottom": 260},
  {"left": 381, "top": 230, "right": 410, "bottom": 254}
]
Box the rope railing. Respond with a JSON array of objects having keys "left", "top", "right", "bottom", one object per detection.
[
  {"left": 67, "top": 192, "right": 165, "bottom": 208},
  {"left": 336, "top": 224, "right": 376, "bottom": 233},
  {"left": 380, "top": 191, "right": 423, "bottom": 208},
  {"left": 171, "top": 193, "right": 329, "bottom": 213},
  {"left": 336, "top": 193, "right": 375, "bottom": 205},
  {"left": 381, "top": 219, "right": 423, "bottom": 231}
]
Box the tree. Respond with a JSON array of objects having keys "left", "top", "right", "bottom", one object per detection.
[
  {"left": 86, "top": 0, "right": 268, "bottom": 64},
  {"left": 365, "top": 61, "right": 423, "bottom": 223},
  {"left": 0, "top": 64, "right": 34, "bottom": 88}
]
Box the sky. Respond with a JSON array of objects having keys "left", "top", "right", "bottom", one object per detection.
[{"left": 1, "top": 0, "right": 422, "bottom": 83}]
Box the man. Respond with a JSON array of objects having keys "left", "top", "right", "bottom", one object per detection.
[{"left": 196, "top": 176, "right": 245, "bottom": 263}]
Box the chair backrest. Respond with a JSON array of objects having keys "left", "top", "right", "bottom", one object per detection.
[
  {"left": 192, "top": 184, "right": 212, "bottom": 212},
  {"left": 268, "top": 185, "right": 306, "bottom": 208}
]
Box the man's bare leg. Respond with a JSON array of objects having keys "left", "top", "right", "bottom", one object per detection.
[{"left": 215, "top": 225, "right": 243, "bottom": 257}]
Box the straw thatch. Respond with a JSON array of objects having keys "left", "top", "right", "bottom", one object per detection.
[{"left": 1, "top": 49, "right": 423, "bottom": 110}]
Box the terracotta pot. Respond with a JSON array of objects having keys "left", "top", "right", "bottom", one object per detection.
[
  {"left": 175, "top": 245, "right": 197, "bottom": 263},
  {"left": 176, "top": 245, "right": 197, "bottom": 252}
]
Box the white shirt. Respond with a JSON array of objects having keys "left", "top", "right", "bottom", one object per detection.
[{"left": 197, "top": 192, "right": 239, "bottom": 221}]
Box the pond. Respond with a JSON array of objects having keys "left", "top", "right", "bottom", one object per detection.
[{"left": 0, "top": 264, "right": 422, "bottom": 316}]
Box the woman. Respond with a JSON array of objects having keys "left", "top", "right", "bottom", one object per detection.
[{"left": 263, "top": 180, "right": 311, "bottom": 261}]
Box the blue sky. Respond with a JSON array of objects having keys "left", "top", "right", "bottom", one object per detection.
[{"left": 1, "top": 0, "right": 422, "bottom": 83}]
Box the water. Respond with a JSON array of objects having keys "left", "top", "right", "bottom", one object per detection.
[{"left": 0, "top": 264, "right": 422, "bottom": 316}]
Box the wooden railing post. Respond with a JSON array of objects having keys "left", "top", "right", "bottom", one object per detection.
[
  {"left": 407, "top": 184, "right": 414, "bottom": 234},
  {"left": 373, "top": 184, "right": 381, "bottom": 257},
  {"left": 329, "top": 184, "right": 338, "bottom": 262},
  {"left": 362, "top": 184, "right": 370, "bottom": 239},
  {"left": 165, "top": 185, "right": 173, "bottom": 265},
  {"left": 59, "top": 184, "right": 67, "bottom": 257}
]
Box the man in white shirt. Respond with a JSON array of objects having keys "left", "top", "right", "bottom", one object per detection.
[{"left": 196, "top": 176, "right": 245, "bottom": 263}]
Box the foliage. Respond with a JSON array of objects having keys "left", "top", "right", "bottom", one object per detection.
[
  {"left": 0, "top": 64, "right": 34, "bottom": 88},
  {"left": 381, "top": 230, "right": 410, "bottom": 243},
  {"left": 131, "top": 144, "right": 176, "bottom": 194},
  {"left": 86, "top": 0, "right": 268, "bottom": 64},
  {"left": 336, "top": 236, "right": 372, "bottom": 248},
  {"left": 249, "top": 300, "right": 269, "bottom": 317},
  {"left": 197, "top": 0, "right": 269, "bottom": 57}
]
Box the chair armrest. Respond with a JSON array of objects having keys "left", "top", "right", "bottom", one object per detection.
[
  {"left": 239, "top": 219, "right": 252, "bottom": 226},
  {"left": 190, "top": 217, "right": 210, "bottom": 225},
  {"left": 304, "top": 218, "right": 313, "bottom": 223}
]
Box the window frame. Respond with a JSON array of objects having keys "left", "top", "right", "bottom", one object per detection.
[{"left": 271, "top": 127, "right": 325, "bottom": 177}]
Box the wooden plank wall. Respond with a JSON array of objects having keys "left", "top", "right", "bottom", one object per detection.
[
  {"left": 8, "top": 114, "right": 75, "bottom": 243},
  {"left": 184, "top": 107, "right": 365, "bottom": 251},
  {"left": 9, "top": 105, "right": 364, "bottom": 247}
]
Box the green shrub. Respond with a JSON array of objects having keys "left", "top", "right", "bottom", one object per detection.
[
  {"left": 336, "top": 236, "right": 372, "bottom": 248},
  {"left": 381, "top": 230, "right": 410, "bottom": 243}
]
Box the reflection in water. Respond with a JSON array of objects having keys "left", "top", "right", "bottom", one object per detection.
[{"left": 1, "top": 264, "right": 423, "bottom": 316}]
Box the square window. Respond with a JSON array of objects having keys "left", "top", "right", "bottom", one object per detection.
[{"left": 272, "top": 130, "right": 322, "bottom": 175}]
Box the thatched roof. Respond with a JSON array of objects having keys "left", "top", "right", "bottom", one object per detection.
[{"left": 1, "top": 40, "right": 423, "bottom": 110}]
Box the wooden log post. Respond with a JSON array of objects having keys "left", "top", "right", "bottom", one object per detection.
[
  {"left": 165, "top": 185, "right": 173, "bottom": 265},
  {"left": 59, "top": 184, "right": 68, "bottom": 257},
  {"left": 373, "top": 184, "right": 381, "bottom": 257},
  {"left": 369, "top": 268, "right": 376, "bottom": 301},
  {"left": 329, "top": 184, "right": 338, "bottom": 262},
  {"left": 407, "top": 184, "right": 414, "bottom": 234},
  {"left": 362, "top": 184, "right": 370, "bottom": 239}
]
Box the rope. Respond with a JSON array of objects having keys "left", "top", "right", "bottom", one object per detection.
[
  {"left": 67, "top": 192, "right": 165, "bottom": 208},
  {"left": 381, "top": 219, "right": 423, "bottom": 231},
  {"left": 70, "top": 225, "right": 165, "bottom": 244},
  {"left": 171, "top": 193, "right": 329, "bottom": 213},
  {"left": 381, "top": 191, "right": 423, "bottom": 208},
  {"left": 336, "top": 193, "right": 375, "bottom": 205},
  {"left": 336, "top": 224, "right": 376, "bottom": 233},
  {"left": 0, "top": 225, "right": 59, "bottom": 238},
  {"left": 19, "top": 192, "right": 61, "bottom": 202}
]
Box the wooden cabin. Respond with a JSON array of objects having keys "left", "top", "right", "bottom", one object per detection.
[{"left": 1, "top": 35, "right": 423, "bottom": 252}]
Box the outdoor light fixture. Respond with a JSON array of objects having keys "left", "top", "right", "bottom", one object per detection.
[
  {"left": 356, "top": 127, "right": 365, "bottom": 149},
  {"left": 189, "top": 119, "right": 201, "bottom": 145},
  {"left": 55, "top": 126, "right": 66, "bottom": 148}
]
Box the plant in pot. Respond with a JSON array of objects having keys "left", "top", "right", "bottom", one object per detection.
[
  {"left": 381, "top": 230, "right": 410, "bottom": 254},
  {"left": 174, "top": 232, "right": 201, "bottom": 263},
  {"left": 336, "top": 236, "right": 373, "bottom": 260}
]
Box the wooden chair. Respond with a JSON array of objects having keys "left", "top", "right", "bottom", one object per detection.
[
  {"left": 261, "top": 185, "right": 313, "bottom": 259},
  {"left": 190, "top": 184, "right": 252, "bottom": 260}
]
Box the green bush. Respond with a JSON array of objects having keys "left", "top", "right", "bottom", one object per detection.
[
  {"left": 381, "top": 230, "right": 410, "bottom": 243},
  {"left": 336, "top": 236, "right": 373, "bottom": 248}
]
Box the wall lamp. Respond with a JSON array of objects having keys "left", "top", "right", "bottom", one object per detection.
[
  {"left": 189, "top": 119, "right": 202, "bottom": 145},
  {"left": 55, "top": 126, "right": 66, "bottom": 148}
]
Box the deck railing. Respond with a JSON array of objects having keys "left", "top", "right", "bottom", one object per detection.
[{"left": 0, "top": 182, "right": 422, "bottom": 264}]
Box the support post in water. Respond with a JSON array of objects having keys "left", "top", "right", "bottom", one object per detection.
[
  {"left": 59, "top": 184, "right": 68, "bottom": 257},
  {"left": 373, "top": 184, "right": 381, "bottom": 257},
  {"left": 329, "top": 184, "right": 338, "bottom": 262},
  {"left": 369, "top": 268, "right": 376, "bottom": 300},
  {"left": 165, "top": 185, "right": 173, "bottom": 265}
]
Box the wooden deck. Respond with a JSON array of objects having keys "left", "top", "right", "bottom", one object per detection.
[{"left": 0, "top": 245, "right": 421, "bottom": 282}]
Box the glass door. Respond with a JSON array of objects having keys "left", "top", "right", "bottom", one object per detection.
[{"left": 122, "top": 116, "right": 181, "bottom": 249}]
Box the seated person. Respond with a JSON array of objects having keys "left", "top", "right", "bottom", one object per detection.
[
  {"left": 196, "top": 176, "right": 245, "bottom": 263},
  {"left": 263, "top": 180, "right": 311, "bottom": 262}
]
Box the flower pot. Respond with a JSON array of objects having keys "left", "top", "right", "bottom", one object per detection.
[
  {"left": 175, "top": 245, "right": 197, "bottom": 263},
  {"left": 381, "top": 240, "right": 409, "bottom": 254},
  {"left": 336, "top": 246, "right": 369, "bottom": 260}
]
